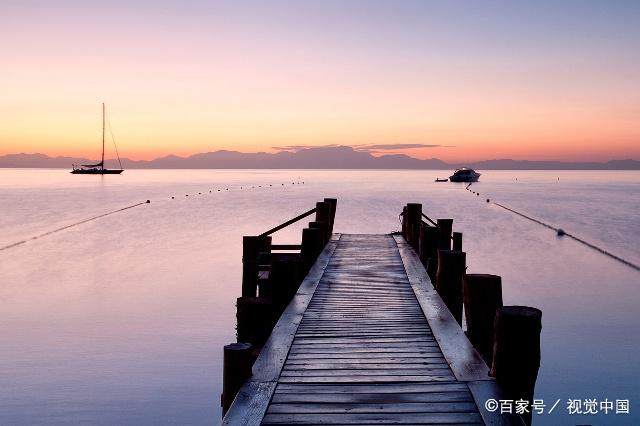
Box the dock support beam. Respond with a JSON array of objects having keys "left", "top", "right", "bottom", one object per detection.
[
  {"left": 242, "top": 236, "right": 271, "bottom": 297},
  {"left": 315, "top": 201, "right": 332, "bottom": 242},
  {"left": 406, "top": 203, "right": 422, "bottom": 250},
  {"left": 419, "top": 224, "right": 439, "bottom": 281},
  {"left": 221, "top": 342, "right": 253, "bottom": 416},
  {"left": 271, "top": 255, "right": 301, "bottom": 313},
  {"left": 236, "top": 297, "right": 275, "bottom": 346},
  {"left": 301, "top": 227, "right": 323, "bottom": 274},
  {"left": 402, "top": 206, "right": 408, "bottom": 240},
  {"left": 437, "top": 219, "right": 453, "bottom": 250},
  {"left": 452, "top": 231, "right": 463, "bottom": 251},
  {"left": 491, "top": 306, "right": 542, "bottom": 425},
  {"left": 463, "top": 274, "right": 503, "bottom": 364},
  {"left": 435, "top": 249, "right": 466, "bottom": 325},
  {"left": 323, "top": 198, "right": 337, "bottom": 235},
  {"left": 309, "top": 221, "right": 328, "bottom": 246}
]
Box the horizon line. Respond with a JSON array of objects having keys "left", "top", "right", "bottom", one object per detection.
[
  {"left": 1, "top": 150, "right": 639, "bottom": 171},
  {"left": 1, "top": 148, "right": 638, "bottom": 165}
]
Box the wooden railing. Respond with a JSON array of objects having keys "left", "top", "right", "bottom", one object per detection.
[
  {"left": 222, "top": 198, "right": 337, "bottom": 415},
  {"left": 401, "top": 202, "right": 541, "bottom": 425}
]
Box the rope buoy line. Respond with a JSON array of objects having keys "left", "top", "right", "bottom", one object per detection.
[
  {"left": 1, "top": 181, "right": 306, "bottom": 252},
  {"left": 484, "top": 200, "right": 640, "bottom": 272},
  {"left": 493, "top": 202, "right": 557, "bottom": 233},
  {"left": 463, "top": 183, "right": 639, "bottom": 271},
  {"left": 171, "top": 181, "right": 304, "bottom": 199},
  {"left": 0, "top": 201, "right": 150, "bottom": 252}
]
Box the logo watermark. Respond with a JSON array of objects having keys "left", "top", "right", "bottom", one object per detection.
[{"left": 484, "top": 398, "right": 630, "bottom": 416}]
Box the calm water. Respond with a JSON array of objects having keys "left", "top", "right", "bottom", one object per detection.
[{"left": 1, "top": 169, "right": 639, "bottom": 425}]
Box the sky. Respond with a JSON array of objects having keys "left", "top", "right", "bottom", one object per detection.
[{"left": 1, "top": 0, "right": 639, "bottom": 162}]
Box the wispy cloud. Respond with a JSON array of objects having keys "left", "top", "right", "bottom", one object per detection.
[
  {"left": 272, "top": 143, "right": 453, "bottom": 153},
  {"left": 356, "top": 143, "right": 453, "bottom": 151},
  {"left": 272, "top": 144, "right": 343, "bottom": 152}
]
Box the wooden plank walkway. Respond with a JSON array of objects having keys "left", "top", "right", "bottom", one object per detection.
[{"left": 224, "top": 234, "right": 515, "bottom": 425}]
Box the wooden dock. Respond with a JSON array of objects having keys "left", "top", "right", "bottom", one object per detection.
[{"left": 224, "top": 233, "right": 517, "bottom": 425}]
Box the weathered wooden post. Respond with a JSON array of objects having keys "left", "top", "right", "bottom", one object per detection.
[
  {"left": 258, "top": 272, "right": 274, "bottom": 299},
  {"left": 300, "top": 227, "right": 323, "bottom": 273},
  {"left": 323, "top": 198, "right": 337, "bottom": 235},
  {"left": 418, "top": 222, "right": 427, "bottom": 264},
  {"left": 437, "top": 219, "right": 453, "bottom": 250},
  {"left": 271, "top": 254, "right": 301, "bottom": 313},
  {"left": 463, "top": 274, "right": 503, "bottom": 364},
  {"left": 491, "top": 306, "right": 542, "bottom": 425},
  {"left": 242, "top": 236, "right": 271, "bottom": 297},
  {"left": 236, "top": 297, "right": 275, "bottom": 346},
  {"left": 406, "top": 203, "right": 422, "bottom": 249},
  {"left": 309, "top": 221, "right": 328, "bottom": 246},
  {"left": 221, "top": 342, "right": 253, "bottom": 416},
  {"left": 315, "top": 201, "right": 331, "bottom": 241},
  {"left": 419, "top": 224, "right": 439, "bottom": 278},
  {"left": 402, "top": 206, "right": 408, "bottom": 240},
  {"left": 411, "top": 220, "right": 422, "bottom": 252},
  {"left": 452, "top": 231, "right": 463, "bottom": 251},
  {"left": 435, "top": 249, "right": 466, "bottom": 325}
]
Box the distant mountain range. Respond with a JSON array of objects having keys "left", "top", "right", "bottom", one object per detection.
[{"left": 1, "top": 147, "right": 638, "bottom": 170}]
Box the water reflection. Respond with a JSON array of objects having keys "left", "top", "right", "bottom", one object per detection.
[{"left": 0, "top": 169, "right": 638, "bottom": 425}]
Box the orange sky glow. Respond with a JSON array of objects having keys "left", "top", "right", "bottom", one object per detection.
[{"left": 1, "top": 1, "right": 639, "bottom": 162}]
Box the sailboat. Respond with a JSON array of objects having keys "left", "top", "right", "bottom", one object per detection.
[{"left": 71, "top": 103, "right": 124, "bottom": 174}]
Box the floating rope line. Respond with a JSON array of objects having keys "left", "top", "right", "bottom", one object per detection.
[
  {"left": 493, "top": 202, "right": 557, "bottom": 232},
  {"left": 1, "top": 181, "right": 307, "bottom": 252},
  {"left": 459, "top": 184, "right": 639, "bottom": 272},
  {"left": 170, "top": 181, "right": 304, "bottom": 200},
  {"left": 0, "top": 201, "right": 150, "bottom": 252},
  {"left": 493, "top": 202, "right": 640, "bottom": 272}
]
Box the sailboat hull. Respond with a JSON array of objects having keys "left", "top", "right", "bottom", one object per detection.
[{"left": 71, "top": 169, "right": 124, "bottom": 174}]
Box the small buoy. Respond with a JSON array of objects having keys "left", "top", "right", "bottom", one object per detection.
[
  {"left": 209, "top": 190, "right": 212, "bottom": 193},
  {"left": 217, "top": 189, "right": 221, "bottom": 192},
  {"left": 486, "top": 199, "right": 490, "bottom": 203},
  {"left": 146, "top": 200, "right": 150, "bottom": 203},
  {"left": 171, "top": 196, "right": 174, "bottom": 199},
  {"left": 557, "top": 228, "right": 566, "bottom": 236},
  {"left": 476, "top": 193, "right": 479, "bottom": 196},
  {"left": 282, "top": 183, "right": 284, "bottom": 186},
  {"left": 198, "top": 192, "right": 201, "bottom": 195},
  {"left": 186, "top": 194, "right": 189, "bottom": 197}
]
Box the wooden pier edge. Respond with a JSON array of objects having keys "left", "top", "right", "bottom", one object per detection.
[
  {"left": 222, "top": 234, "right": 341, "bottom": 425},
  {"left": 394, "top": 235, "right": 523, "bottom": 426}
]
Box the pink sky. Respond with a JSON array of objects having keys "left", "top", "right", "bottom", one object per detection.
[{"left": 1, "top": 1, "right": 639, "bottom": 162}]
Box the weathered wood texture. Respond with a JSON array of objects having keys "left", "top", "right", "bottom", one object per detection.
[
  {"left": 222, "top": 342, "right": 253, "bottom": 415},
  {"left": 222, "top": 235, "right": 340, "bottom": 426},
  {"left": 225, "top": 234, "right": 516, "bottom": 425}
]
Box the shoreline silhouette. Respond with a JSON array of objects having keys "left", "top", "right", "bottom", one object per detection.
[{"left": 1, "top": 147, "right": 638, "bottom": 170}]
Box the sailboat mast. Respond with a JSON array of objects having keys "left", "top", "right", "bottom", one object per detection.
[{"left": 101, "top": 103, "right": 105, "bottom": 170}]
